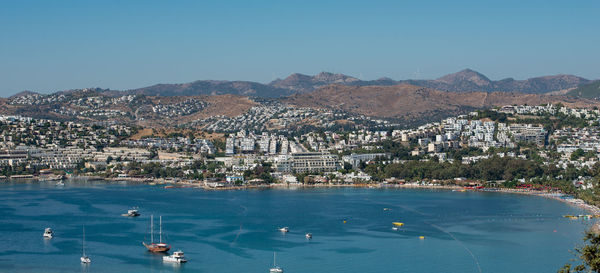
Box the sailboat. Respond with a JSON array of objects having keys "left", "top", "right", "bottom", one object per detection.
[
  {"left": 142, "top": 215, "right": 171, "bottom": 252},
  {"left": 269, "top": 252, "right": 283, "bottom": 273},
  {"left": 80, "top": 226, "right": 91, "bottom": 264}
]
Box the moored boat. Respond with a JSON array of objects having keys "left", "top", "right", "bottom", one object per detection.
[
  {"left": 43, "top": 228, "right": 53, "bottom": 238},
  {"left": 142, "top": 215, "right": 171, "bottom": 252},
  {"left": 122, "top": 208, "right": 140, "bottom": 217},
  {"left": 269, "top": 252, "right": 283, "bottom": 273},
  {"left": 163, "top": 250, "right": 187, "bottom": 263},
  {"left": 81, "top": 226, "right": 91, "bottom": 264},
  {"left": 278, "top": 227, "right": 289, "bottom": 233}
]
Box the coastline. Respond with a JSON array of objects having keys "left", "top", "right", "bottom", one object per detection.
[{"left": 6, "top": 175, "right": 600, "bottom": 220}]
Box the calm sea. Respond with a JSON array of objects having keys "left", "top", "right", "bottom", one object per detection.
[{"left": 0, "top": 180, "right": 591, "bottom": 273}]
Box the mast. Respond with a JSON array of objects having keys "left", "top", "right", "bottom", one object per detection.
[
  {"left": 82, "top": 225, "right": 85, "bottom": 256},
  {"left": 150, "top": 215, "right": 154, "bottom": 244},
  {"left": 159, "top": 216, "right": 162, "bottom": 243}
]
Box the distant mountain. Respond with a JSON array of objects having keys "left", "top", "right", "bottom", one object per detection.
[
  {"left": 269, "top": 69, "right": 589, "bottom": 94},
  {"left": 567, "top": 81, "right": 600, "bottom": 99},
  {"left": 269, "top": 72, "right": 360, "bottom": 93},
  {"left": 350, "top": 69, "right": 589, "bottom": 94},
  {"left": 125, "top": 80, "right": 292, "bottom": 98},
  {"left": 8, "top": 69, "right": 592, "bottom": 99},
  {"left": 285, "top": 84, "right": 598, "bottom": 120}
]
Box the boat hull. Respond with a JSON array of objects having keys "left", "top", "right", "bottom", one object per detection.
[
  {"left": 143, "top": 242, "right": 171, "bottom": 252},
  {"left": 163, "top": 257, "right": 187, "bottom": 263}
]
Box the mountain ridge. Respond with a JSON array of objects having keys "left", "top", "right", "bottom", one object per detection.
[{"left": 7, "top": 69, "right": 593, "bottom": 98}]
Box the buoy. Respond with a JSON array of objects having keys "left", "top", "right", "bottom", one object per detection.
[
  {"left": 553, "top": 230, "right": 557, "bottom": 232},
  {"left": 419, "top": 236, "right": 425, "bottom": 240},
  {"left": 343, "top": 220, "right": 347, "bottom": 224}
]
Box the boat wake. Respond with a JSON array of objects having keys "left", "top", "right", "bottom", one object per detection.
[
  {"left": 426, "top": 222, "right": 482, "bottom": 273},
  {"left": 231, "top": 204, "right": 248, "bottom": 245}
]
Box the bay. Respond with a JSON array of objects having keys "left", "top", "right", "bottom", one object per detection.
[{"left": 0, "top": 181, "right": 591, "bottom": 273}]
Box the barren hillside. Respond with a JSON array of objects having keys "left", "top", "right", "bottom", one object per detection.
[{"left": 285, "top": 84, "right": 599, "bottom": 119}]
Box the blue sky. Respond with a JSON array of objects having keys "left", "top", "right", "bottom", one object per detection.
[{"left": 1, "top": 0, "right": 599, "bottom": 96}]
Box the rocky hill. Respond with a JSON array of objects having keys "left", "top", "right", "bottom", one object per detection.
[
  {"left": 269, "top": 72, "right": 360, "bottom": 93},
  {"left": 356, "top": 69, "right": 590, "bottom": 94},
  {"left": 125, "top": 80, "right": 292, "bottom": 98}
]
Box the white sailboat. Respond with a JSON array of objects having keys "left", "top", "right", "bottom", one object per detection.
[
  {"left": 80, "top": 226, "right": 91, "bottom": 264},
  {"left": 269, "top": 252, "right": 283, "bottom": 273}
]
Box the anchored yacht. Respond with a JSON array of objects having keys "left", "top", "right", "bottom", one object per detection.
[{"left": 163, "top": 250, "right": 187, "bottom": 263}]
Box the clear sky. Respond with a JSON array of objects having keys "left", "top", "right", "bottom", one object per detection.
[{"left": 1, "top": 0, "right": 599, "bottom": 96}]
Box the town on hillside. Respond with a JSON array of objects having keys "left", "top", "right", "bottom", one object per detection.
[{"left": 2, "top": 103, "right": 600, "bottom": 203}]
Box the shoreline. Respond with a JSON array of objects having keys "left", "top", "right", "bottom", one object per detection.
[{"left": 5, "top": 175, "right": 600, "bottom": 218}]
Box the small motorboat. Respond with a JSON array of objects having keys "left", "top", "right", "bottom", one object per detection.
[
  {"left": 392, "top": 227, "right": 399, "bottom": 231},
  {"left": 43, "top": 228, "right": 54, "bottom": 238},
  {"left": 270, "top": 252, "right": 283, "bottom": 273},
  {"left": 305, "top": 233, "right": 312, "bottom": 239},
  {"left": 163, "top": 250, "right": 187, "bottom": 263},
  {"left": 278, "top": 227, "right": 289, "bottom": 233},
  {"left": 121, "top": 208, "right": 140, "bottom": 217},
  {"left": 392, "top": 222, "right": 404, "bottom": 227}
]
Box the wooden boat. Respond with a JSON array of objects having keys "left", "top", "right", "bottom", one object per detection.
[{"left": 142, "top": 215, "right": 171, "bottom": 252}]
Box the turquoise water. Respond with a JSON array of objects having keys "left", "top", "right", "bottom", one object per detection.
[{"left": 0, "top": 181, "right": 592, "bottom": 273}]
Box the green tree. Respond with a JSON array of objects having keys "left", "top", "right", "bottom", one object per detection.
[{"left": 560, "top": 231, "right": 600, "bottom": 272}]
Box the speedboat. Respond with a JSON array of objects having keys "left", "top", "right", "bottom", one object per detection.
[
  {"left": 43, "top": 228, "right": 54, "bottom": 238},
  {"left": 163, "top": 250, "right": 187, "bottom": 263},
  {"left": 121, "top": 208, "right": 140, "bottom": 217},
  {"left": 270, "top": 252, "right": 283, "bottom": 273},
  {"left": 305, "top": 233, "right": 312, "bottom": 239},
  {"left": 278, "top": 227, "right": 289, "bottom": 233}
]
